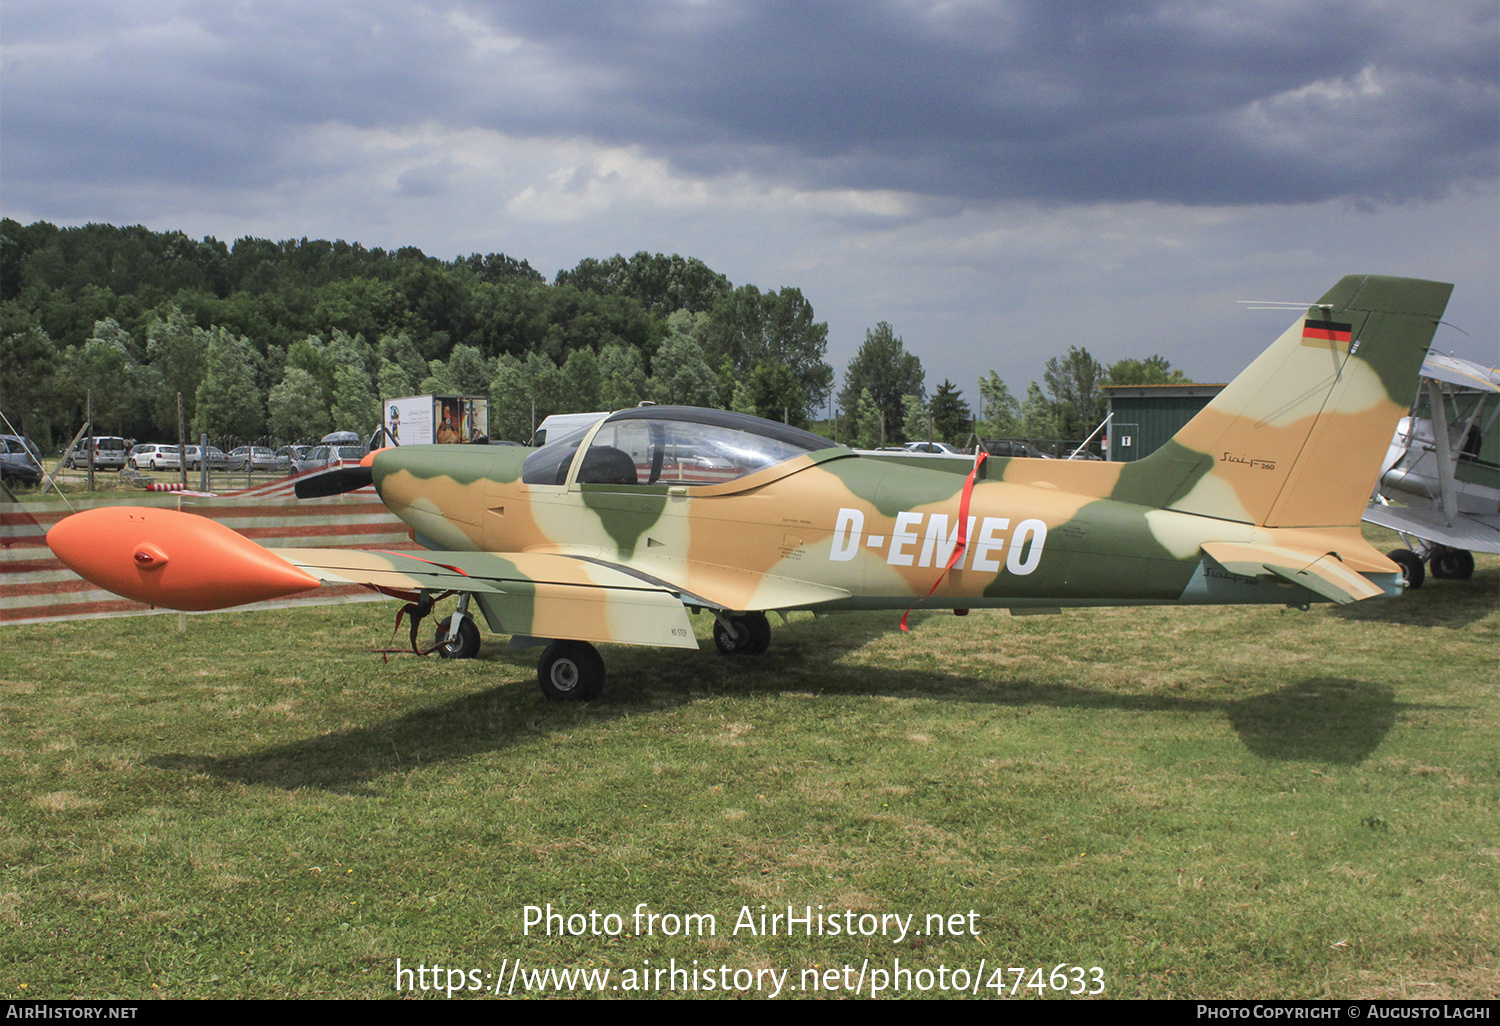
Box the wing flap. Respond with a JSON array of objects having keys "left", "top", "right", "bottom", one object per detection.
[
  {"left": 1201, "top": 542, "right": 1390, "bottom": 604},
  {"left": 270, "top": 547, "right": 698, "bottom": 648},
  {"left": 629, "top": 557, "right": 852, "bottom": 612}
]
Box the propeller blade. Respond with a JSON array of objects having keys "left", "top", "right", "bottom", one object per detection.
[{"left": 294, "top": 466, "right": 374, "bottom": 498}]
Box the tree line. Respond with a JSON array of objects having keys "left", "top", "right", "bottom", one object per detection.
[{"left": 0, "top": 219, "right": 1187, "bottom": 453}]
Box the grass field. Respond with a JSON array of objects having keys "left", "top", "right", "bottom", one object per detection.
[{"left": 2, "top": 538, "right": 1495, "bottom": 999}]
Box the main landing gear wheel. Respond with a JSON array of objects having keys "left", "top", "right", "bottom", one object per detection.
[
  {"left": 434, "top": 615, "right": 481, "bottom": 659},
  {"left": 713, "top": 612, "right": 771, "bottom": 656},
  {"left": 538, "top": 641, "right": 605, "bottom": 702},
  {"left": 1387, "top": 549, "right": 1425, "bottom": 590},
  {"left": 1429, "top": 545, "right": 1475, "bottom": 580}
]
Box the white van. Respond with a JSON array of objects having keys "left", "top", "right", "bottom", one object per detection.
[
  {"left": 530, "top": 412, "right": 609, "bottom": 447},
  {"left": 64, "top": 436, "right": 129, "bottom": 469}
]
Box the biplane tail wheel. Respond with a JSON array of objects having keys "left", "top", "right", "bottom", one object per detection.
[
  {"left": 712, "top": 612, "right": 771, "bottom": 656},
  {"left": 538, "top": 641, "right": 606, "bottom": 701},
  {"left": 1387, "top": 549, "right": 1425, "bottom": 590},
  {"left": 1429, "top": 546, "right": 1475, "bottom": 580},
  {"left": 434, "top": 615, "right": 481, "bottom": 659}
]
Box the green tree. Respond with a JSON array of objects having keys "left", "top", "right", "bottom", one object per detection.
[
  {"left": 746, "top": 363, "right": 807, "bottom": 426},
  {"left": 855, "top": 388, "right": 884, "bottom": 448},
  {"left": 378, "top": 330, "right": 428, "bottom": 387},
  {"left": 0, "top": 316, "right": 57, "bottom": 442},
  {"left": 60, "top": 328, "right": 137, "bottom": 437},
  {"left": 704, "top": 285, "right": 832, "bottom": 417},
  {"left": 267, "top": 367, "right": 331, "bottom": 441},
  {"left": 901, "top": 394, "right": 929, "bottom": 442},
  {"left": 1021, "top": 381, "right": 1059, "bottom": 439},
  {"left": 145, "top": 307, "right": 209, "bottom": 429},
  {"left": 598, "top": 342, "right": 647, "bottom": 411},
  {"left": 523, "top": 351, "right": 566, "bottom": 422},
  {"left": 287, "top": 335, "right": 335, "bottom": 410},
  {"left": 445, "top": 343, "right": 495, "bottom": 396},
  {"left": 976, "top": 371, "right": 1020, "bottom": 436},
  {"left": 838, "top": 322, "right": 924, "bottom": 444},
  {"left": 557, "top": 252, "right": 731, "bottom": 315},
  {"left": 331, "top": 364, "right": 379, "bottom": 436},
  {"left": 1105, "top": 355, "right": 1191, "bottom": 386},
  {"left": 488, "top": 355, "right": 534, "bottom": 441},
  {"left": 193, "top": 327, "right": 264, "bottom": 438},
  {"left": 649, "top": 325, "right": 720, "bottom": 408},
  {"left": 928, "top": 380, "right": 972, "bottom": 445},
  {"left": 730, "top": 381, "right": 757, "bottom": 417},
  {"left": 560, "top": 348, "right": 602, "bottom": 412},
  {"left": 1042, "top": 346, "right": 1104, "bottom": 439},
  {"left": 377, "top": 359, "right": 415, "bottom": 401}
]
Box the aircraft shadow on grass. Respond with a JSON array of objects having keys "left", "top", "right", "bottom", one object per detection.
[
  {"left": 1326, "top": 565, "right": 1498, "bottom": 627},
  {"left": 148, "top": 611, "right": 1436, "bottom": 792}
]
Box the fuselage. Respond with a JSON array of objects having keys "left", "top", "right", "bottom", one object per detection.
[{"left": 371, "top": 441, "right": 1324, "bottom": 612}]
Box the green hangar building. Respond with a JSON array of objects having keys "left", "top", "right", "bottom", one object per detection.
[{"left": 1102, "top": 383, "right": 1227, "bottom": 462}]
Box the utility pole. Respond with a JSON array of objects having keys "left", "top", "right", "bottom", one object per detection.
[
  {"left": 177, "top": 392, "right": 187, "bottom": 489},
  {"left": 86, "top": 390, "right": 95, "bottom": 492}
]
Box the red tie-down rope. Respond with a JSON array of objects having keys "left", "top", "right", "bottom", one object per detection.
[{"left": 901, "top": 451, "right": 987, "bottom": 632}]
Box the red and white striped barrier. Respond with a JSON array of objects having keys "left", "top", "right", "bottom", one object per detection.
[{"left": 144, "top": 482, "right": 217, "bottom": 495}]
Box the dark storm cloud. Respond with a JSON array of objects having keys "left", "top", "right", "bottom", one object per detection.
[
  {"left": 465, "top": 0, "right": 1498, "bottom": 204},
  {"left": 2, "top": 0, "right": 1495, "bottom": 206}
]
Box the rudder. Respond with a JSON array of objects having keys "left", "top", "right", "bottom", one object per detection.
[{"left": 1119, "top": 275, "right": 1452, "bottom": 527}]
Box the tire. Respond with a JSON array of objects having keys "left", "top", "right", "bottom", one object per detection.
[
  {"left": 1387, "top": 548, "right": 1425, "bottom": 590},
  {"left": 434, "top": 615, "right": 481, "bottom": 659},
  {"left": 1429, "top": 546, "right": 1475, "bottom": 581},
  {"left": 712, "top": 612, "right": 771, "bottom": 656},
  {"left": 538, "top": 641, "right": 605, "bottom": 701}
]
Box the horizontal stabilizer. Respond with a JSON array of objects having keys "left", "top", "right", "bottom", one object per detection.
[{"left": 1201, "top": 542, "right": 1390, "bottom": 604}]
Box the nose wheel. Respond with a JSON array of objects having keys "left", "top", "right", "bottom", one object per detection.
[
  {"left": 433, "top": 592, "right": 480, "bottom": 658},
  {"left": 434, "top": 614, "right": 481, "bottom": 659}
]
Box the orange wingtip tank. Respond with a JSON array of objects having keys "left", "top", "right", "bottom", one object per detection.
[{"left": 47, "top": 506, "right": 321, "bottom": 611}]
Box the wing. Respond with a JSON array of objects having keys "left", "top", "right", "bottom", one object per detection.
[
  {"left": 48, "top": 506, "right": 849, "bottom": 649},
  {"left": 1361, "top": 503, "right": 1500, "bottom": 555},
  {"left": 270, "top": 547, "right": 702, "bottom": 649}
]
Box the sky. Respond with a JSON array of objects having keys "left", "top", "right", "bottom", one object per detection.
[{"left": 3, "top": 0, "right": 1496, "bottom": 407}]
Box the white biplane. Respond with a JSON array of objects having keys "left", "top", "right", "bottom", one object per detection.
[{"left": 1364, "top": 352, "right": 1500, "bottom": 588}]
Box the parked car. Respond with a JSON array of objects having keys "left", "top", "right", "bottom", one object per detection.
[
  {"left": 227, "top": 446, "right": 280, "bottom": 472},
  {"left": 1, "top": 434, "right": 44, "bottom": 486},
  {"left": 292, "top": 445, "right": 364, "bottom": 475},
  {"left": 128, "top": 444, "right": 182, "bottom": 471},
  {"left": 181, "top": 445, "right": 233, "bottom": 471},
  {"left": 902, "top": 441, "right": 964, "bottom": 455},
  {"left": 274, "top": 445, "right": 309, "bottom": 470},
  {"left": 980, "top": 440, "right": 1053, "bottom": 459},
  {"left": 63, "top": 436, "right": 128, "bottom": 469}
]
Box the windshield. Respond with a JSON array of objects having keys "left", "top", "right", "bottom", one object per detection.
[
  {"left": 581, "top": 408, "right": 837, "bottom": 487},
  {"left": 521, "top": 425, "right": 594, "bottom": 485}
]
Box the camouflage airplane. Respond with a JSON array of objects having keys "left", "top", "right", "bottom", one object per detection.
[{"left": 48, "top": 274, "right": 1453, "bottom": 702}]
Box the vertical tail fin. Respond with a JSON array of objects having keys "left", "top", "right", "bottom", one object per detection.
[{"left": 1120, "top": 275, "right": 1452, "bottom": 527}]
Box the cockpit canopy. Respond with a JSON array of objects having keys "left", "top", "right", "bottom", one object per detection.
[{"left": 521, "top": 407, "right": 841, "bottom": 487}]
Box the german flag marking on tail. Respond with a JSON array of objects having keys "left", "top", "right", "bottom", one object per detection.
[{"left": 1302, "top": 319, "right": 1353, "bottom": 346}]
